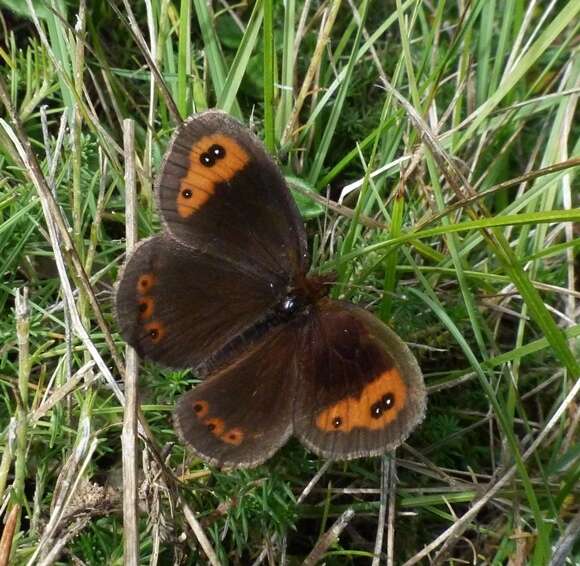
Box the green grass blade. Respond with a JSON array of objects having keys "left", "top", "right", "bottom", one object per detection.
[
  {"left": 217, "top": 0, "right": 264, "bottom": 114},
  {"left": 262, "top": 0, "right": 275, "bottom": 151}
]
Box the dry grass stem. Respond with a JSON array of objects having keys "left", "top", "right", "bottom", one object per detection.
[
  {"left": 121, "top": 119, "right": 140, "bottom": 566},
  {"left": 371, "top": 455, "right": 389, "bottom": 566},
  {"left": 0, "top": 504, "right": 19, "bottom": 566},
  {"left": 282, "top": 0, "right": 342, "bottom": 144},
  {"left": 303, "top": 508, "right": 355, "bottom": 566}
]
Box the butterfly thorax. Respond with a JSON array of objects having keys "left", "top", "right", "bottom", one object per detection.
[{"left": 278, "top": 272, "right": 335, "bottom": 318}]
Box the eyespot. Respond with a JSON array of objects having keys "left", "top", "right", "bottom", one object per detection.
[
  {"left": 370, "top": 401, "right": 384, "bottom": 419},
  {"left": 192, "top": 400, "right": 209, "bottom": 419},
  {"left": 332, "top": 416, "right": 342, "bottom": 428},
  {"left": 208, "top": 144, "right": 225, "bottom": 159},
  {"left": 144, "top": 321, "right": 165, "bottom": 343},
  {"left": 381, "top": 393, "right": 395, "bottom": 409},
  {"left": 176, "top": 135, "right": 249, "bottom": 218},
  {"left": 200, "top": 152, "right": 215, "bottom": 167},
  {"left": 138, "top": 297, "right": 154, "bottom": 320},
  {"left": 204, "top": 418, "right": 225, "bottom": 436},
  {"left": 137, "top": 274, "right": 156, "bottom": 293},
  {"left": 222, "top": 428, "right": 243, "bottom": 445}
]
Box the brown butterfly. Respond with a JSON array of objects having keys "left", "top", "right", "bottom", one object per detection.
[{"left": 115, "top": 111, "right": 426, "bottom": 469}]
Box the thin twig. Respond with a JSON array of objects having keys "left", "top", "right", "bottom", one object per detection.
[
  {"left": 0, "top": 115, "right": 125, "bottom": 404},
  {"left": 179, "top": 497, "right": 222, "bottom": 566},
  {"left": 415, "top": 157, "right": 580, "bottom": 232},
  {"left": 549, "top": 507, "right": 580, "bottom": 566},
  {"left": 118, "top": 0, "right": 180, "bottom": 123},
  {"left": 27, "top": 432, "right": 99, "bottom": 565},
  {"left": 303, "top": 508, "right": 355, "bottom": 566},
  {"left": 297, "top": 460, "right": 334, "bottom": 504},
  {"left": 386, "top": 458, "right": 397, "bottom": 566},
  {"left": 30, "top": 362, "right": 96, "bottom": 423},
  {"left": 290, "top": 181, "right": 386, "bottom": 229},
  {"left": 282, "top": 0, "right": 342, "bottom": 145},
  {"left": 12, "top": 287, "right": 30, "bottom": 552},
  {"left": 0, "top": 504, "right": 19, "bottom": 566},
  {"left": 371, "top": 455, "right": 389, "bottom": 566}
]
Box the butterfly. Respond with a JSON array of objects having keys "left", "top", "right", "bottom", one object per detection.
[{"left": 115, "top": 111, "right": 426, "bottom": 469}]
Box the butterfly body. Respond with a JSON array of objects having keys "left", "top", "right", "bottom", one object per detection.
[{"left": 116, "top": 111, "right": 426, "bottom": 468}]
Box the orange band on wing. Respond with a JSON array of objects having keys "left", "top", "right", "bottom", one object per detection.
[
  {"left": 315, "top": 368, "right": 408, "bottom": 432},
  {"left": 177, "top": 134, "right": 250, "bottom": 218},
  {"left": 191, "top": 400, "right": 246, "bottom": 445}
]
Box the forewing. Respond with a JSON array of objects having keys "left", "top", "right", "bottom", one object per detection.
[
  {"left": 115, "top": 235, "right": 284, "bottom": 370},
  {"left": 156, "top": 111, "right": 307, "bottom": 278}
]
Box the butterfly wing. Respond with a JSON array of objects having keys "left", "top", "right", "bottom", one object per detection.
[
  {"left": 294, "top": 301, "right": 426, "bottom": 459},
  {"left": 156, "top": 111, "right": 307, "bottom": 279},
  {"left": 174, "top": 318, "right": 306, "bottom": 468},
  {"left": 115, "top": 235, "right": 286, "bottom": 370}
]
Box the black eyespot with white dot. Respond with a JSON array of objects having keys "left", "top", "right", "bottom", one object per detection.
[
  {"left": 200, "top": 152, "right": 215, "bottom": 167},
  {"left": 181, "top": 188, "right": 192, "bottom": 199},
  {"left": 370, "top": 393, "right": 395, "bottom": 419},
  {"left": 332, "top": 416, "right": 342, "bottom": 428},
  {"left": 149, "top": 329, "right": 159, "bottom": 340},
  {"left": 381, "top": 393, "right": 394, "bottom": 409},
  {"left": 371, "top": 403, "right": 383, "bottom": 418},
  {"left": 209, "top": 144, "right": 225, "bottom": 159}
]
